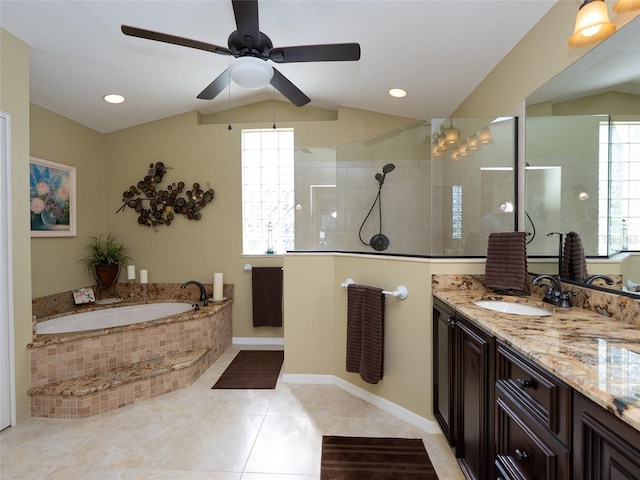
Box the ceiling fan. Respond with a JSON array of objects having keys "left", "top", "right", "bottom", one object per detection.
[{"left": 121, "top": 0, "right": 361, "bottom": 107}]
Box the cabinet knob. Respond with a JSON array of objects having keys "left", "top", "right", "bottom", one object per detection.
[
  {"left": 515, "top": 448, "right": 529, "bottom": 461},
  {"left": 516, "top": 378, "right": 533, "bottom": 389},
  {"left": 447, "top": 317, "right": 455, "bottom": 326}
]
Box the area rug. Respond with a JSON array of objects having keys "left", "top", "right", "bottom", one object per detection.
[
  {"left": 211, "top": 350, "right": 284, "bottom": 389},
  {"left": 320, "top": 436, "right": 438, "bottom": 480}
]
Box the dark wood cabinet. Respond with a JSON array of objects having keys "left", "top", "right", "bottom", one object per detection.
[
  {"left": 433, "top": 298, "right": 456, "bottom": 446},
  {"left": 432, "top": 298, "right": 494, "bottom": 480},
  {"left": 573, "top": 391, "right": 640, "bottom": 480},
  {"left": 456, "top": 315, "right": 494, "bottom": 480},
  {"left": 432, "top": 296, "right": 640, "bottom": 480}
]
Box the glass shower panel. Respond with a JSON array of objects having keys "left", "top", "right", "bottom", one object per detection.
[{"left": 431, "top": 117, "right": 517, "bottom": 256}]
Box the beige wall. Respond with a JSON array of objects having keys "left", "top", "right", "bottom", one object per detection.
[
  {"left": 101, "top": 107, "right": 416, "bottom": 339},
  {"left": 1, "top": 28, "right": 32, "bottom": 423},
  {"left": 284, "top": 254, "right": 486, "bottom": 419},
  {"left": 30, "top": 104, "right": 105, "bottom": 297}
]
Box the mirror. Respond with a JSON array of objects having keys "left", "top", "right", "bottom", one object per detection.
[{"left": 525, "top": 16, "right": 640, "bottom": 296}]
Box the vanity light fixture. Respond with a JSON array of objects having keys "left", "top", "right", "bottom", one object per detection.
[
  {"left": 613, "top": 0, "right": 640, "bottom": 13},
  {"left": 103, "top": 94, "right": 125, "bottom": 104},
  {"left": 228, "top": 57, "right": 274, "bottom": 90},
  {"left": 568, "top": 0, "right": 617, "bottom": 48},
  {"left": 388, "top": 88, "right": 407, "bottom": 98},
  {"left": 476, "top": 126, "right": 494, "bottom": 145},
  {"left": 444, "top": 120, "right": 459, "bottom": 145}
]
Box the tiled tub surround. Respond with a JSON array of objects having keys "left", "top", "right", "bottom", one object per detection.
[
  {"left": 432, "top": 274, "right": 640, "bottom": 432},
  {"left": 28, "top": 283, "right": 233, "bottom": 418}
]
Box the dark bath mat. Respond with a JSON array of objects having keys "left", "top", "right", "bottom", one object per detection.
[
  {"left": 212, "top": 350, "right": 284, "bottom": 389},
  {"left": 321, "top": 436, "right": 438, "bottom": 479}
]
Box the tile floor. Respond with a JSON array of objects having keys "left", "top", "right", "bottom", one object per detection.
[{"left": 0, "top": 345, "right": 464, "bottom": 479}]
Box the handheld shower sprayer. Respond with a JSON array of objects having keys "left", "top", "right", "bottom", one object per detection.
[
  {"left": 375, "top": 163, "right": 396, "bottom": 186},
  {"left": 359, "top": 163, "right": 396, "bottom": 251}
]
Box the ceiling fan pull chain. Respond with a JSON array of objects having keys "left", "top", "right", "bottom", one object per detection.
[
  {"left": 227, "top": 72, "right": 233, "bottom": 131},
  {"left": 272, "top": 87, "right": 277, "bottom": 129}
]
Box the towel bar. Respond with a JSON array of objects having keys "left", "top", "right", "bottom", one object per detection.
[
  {"left": 244, "top": 264, "right": 283, "bottom": 272},
  {"left": 340, "top": 278, "right": 408, "bottom": 300}
]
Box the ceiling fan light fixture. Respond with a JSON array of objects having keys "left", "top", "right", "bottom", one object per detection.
[
  {"left": 568, "top": 0, "right": 617, "bottom": 48},
  {"left": 228, "top": 57, "right": 274, "bottom": 90},
  {"left": 613, "top": 0, "right": 640, "bottom": 13}
]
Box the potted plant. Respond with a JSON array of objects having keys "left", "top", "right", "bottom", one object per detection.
[{"left": 80, "top": 233, "right": 131, "bottom": 289}]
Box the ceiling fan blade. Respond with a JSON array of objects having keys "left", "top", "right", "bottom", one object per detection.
[
  {"left": 270, "top": 68, "right": 310, "bottom": 107},
  {"left": 231, "top": 0, "right": 260, "bottom": 49},
  {"left": 197, "top": 70, "right": 231, "bottom": 100},
  {"left": 269, "top": 43, "right": 361, "bottom": 63},
  {"left": 122, "top": 25, "right": 232, "bottom": 56}
]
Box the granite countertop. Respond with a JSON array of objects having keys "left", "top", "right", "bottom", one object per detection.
[{"left": 432, "top": 275, "right": 640, "bottom": 433}]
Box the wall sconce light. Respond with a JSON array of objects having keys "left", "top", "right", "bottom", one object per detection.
[
  {"left": 568, "top": 0, "right": 616, "bottom": 48},
  {"left": 613, "top": 0, "right": 640, "bottom": 13}
]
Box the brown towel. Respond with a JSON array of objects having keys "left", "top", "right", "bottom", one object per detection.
[
  {"left": 561, "top": 231, "right": 588, "bottom": 281},
  {"left": 485, "top": 232, "right": 528, "bottom": 291},
  {"left": 252, "top": 267, "right": 283, "bottom": 327},
  {"left": 346, "top": 284, "right": 385, "bottom": 385}
]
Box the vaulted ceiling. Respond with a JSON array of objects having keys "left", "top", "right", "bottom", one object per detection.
[{"left": 1, "top": 0, "right": 557, "bottom": 133}]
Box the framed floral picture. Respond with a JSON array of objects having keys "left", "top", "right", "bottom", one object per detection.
[{"left": 29, "top": 157, "right": 76, "bottom": 237}]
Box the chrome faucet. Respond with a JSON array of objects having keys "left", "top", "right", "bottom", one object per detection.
[
  {"left": 532, "top": 274, "right": 575, "bottom": 308},
  {"left": 584, "top": 274, "right": 614, "bottom": 286},
  {"left": 180, "top": 280, "right": 208, "bottom": 306}
]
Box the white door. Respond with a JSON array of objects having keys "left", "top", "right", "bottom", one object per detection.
[{"left": 0, "top": 111, "right": 15, "bottom": 430}]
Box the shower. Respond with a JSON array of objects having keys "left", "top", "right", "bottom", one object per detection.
[{"left": 359, "top": 163, "right": 396, "bottom": 251}]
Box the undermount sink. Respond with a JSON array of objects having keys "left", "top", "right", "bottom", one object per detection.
[{"left": 473, "top": 300, "right": 551, "bottom": 317}]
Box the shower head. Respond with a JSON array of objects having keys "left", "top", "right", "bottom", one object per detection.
[{"left": 376, "top": 163, "right": 396, "bottom": 185}]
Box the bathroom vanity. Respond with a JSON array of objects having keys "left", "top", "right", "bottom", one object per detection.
[{"left": 432, "top": 275, "right": 640, "bottom": 480}]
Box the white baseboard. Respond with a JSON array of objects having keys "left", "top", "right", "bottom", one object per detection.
[
  {"left": 282, "top": 373, "right": 440, "bottom": 434},
  {"left": 233, "top": 337, "right": 284, "bottom": 346}
]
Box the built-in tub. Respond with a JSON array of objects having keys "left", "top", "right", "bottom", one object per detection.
[{"left": 35, "top": 302, "right": 194, "bottom": 335}]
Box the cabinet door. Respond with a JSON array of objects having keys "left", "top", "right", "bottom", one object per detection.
[
  {"left": 433, "top": 299, "right": 456, "bottom": 446},
  {"left": 456, "top": 315, "right": 494, "bottom": 480},
  {"left": 573, "top": 392, "right": 640, "bottom": 480}
]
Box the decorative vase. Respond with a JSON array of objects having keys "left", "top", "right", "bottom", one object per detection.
[
  {"left": 94, "top": 264, "right": 120, "bottom": 290},
  {"left": 41, "top": 209, "right": 57, "bottom": 225}
]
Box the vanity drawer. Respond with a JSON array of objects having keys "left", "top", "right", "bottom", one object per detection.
[
  {"left": 495, "top": 340, "right": 571, "bottom": 446},
  {"left": 495, "top": 386, "right": 570, "bottom": 480}
]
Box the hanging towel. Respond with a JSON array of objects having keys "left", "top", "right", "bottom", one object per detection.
[
  {"left": 561, "top": 231, "right": 588, "bottom": 281},
  {"left": 485, "top": 232, "right": 528, "bottom": 292},
  {"left": 252, "top": 267, "right": 283, "bottom": 327},
  {"left": 346, "top": 284, "right": 385, "bottom": 385}
]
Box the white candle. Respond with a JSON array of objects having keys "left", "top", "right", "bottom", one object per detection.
[
  {"left": 139, "top": 269, "right": 148, "bottom": 284},
  {"left": 127, "top": 265, "right": 136, "bottom": 281},
  {"left": 213, "top": 272, "right": 224, "bottom": 301}
]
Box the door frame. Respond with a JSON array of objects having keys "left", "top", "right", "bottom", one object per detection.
[{"left": 1, "top": 110, "right": 16, "bottom": 429}]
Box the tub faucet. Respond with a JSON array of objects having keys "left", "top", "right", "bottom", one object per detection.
[
  {"left": 584, "top": 274, "right": 614, "bottom": 286},
  {"left": 181, "top": 280, "right": 208, "bottom": 307},
  {"left": 532, "top": 274, "right": 575, "bottom": 308}
]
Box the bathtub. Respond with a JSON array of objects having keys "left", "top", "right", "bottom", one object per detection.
[{"left": 36, "top": 302, "right": 194, "bottom": 335}]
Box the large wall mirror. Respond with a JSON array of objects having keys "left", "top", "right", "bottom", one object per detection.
[{"left": 525, "top": 16, "right": 640, "bottom": 297}]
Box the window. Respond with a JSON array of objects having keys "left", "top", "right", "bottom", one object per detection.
[
  {"left": 242, "top": 129, "right": 295, "bottom": 254},
  {"left": 599, "top": 121, "right": 640, "bottom": 254},
  {"left": 452, "top": 185, "right": 462, "bottom": 239}
]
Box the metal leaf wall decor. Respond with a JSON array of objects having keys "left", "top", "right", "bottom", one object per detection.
[{"left": 117, "top": 162, "right": 214, "bottom": 229}]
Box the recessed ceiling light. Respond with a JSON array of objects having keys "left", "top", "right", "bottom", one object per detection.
[
  {"left": 103, "top": 94, "right": 125, "bottom": 104},
  {"left": 388, "top": 88, "right": 407, "bottom": 98}
]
